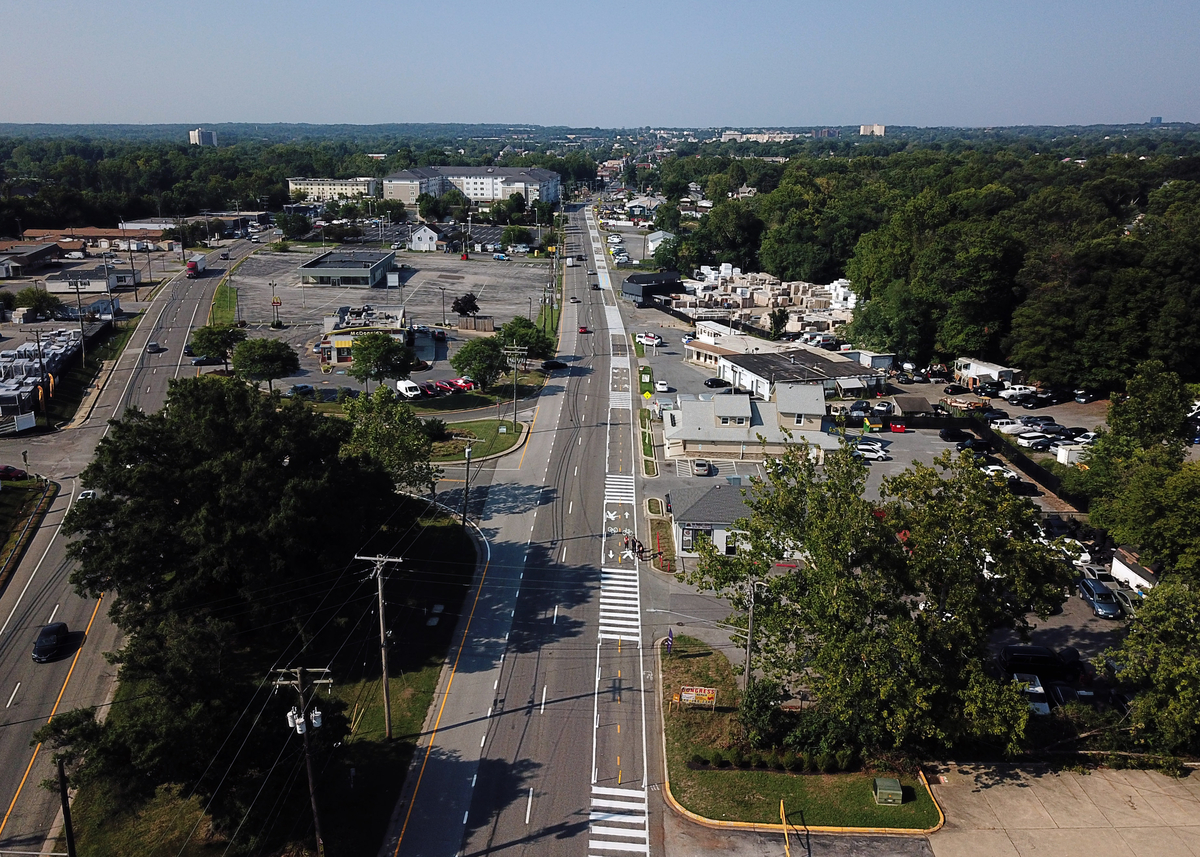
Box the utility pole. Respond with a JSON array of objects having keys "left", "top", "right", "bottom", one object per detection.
[
  {"left": 461, "top": 446, "right": 473, "bottom": 526},
  {"left": 439, "top": 286, "right": 447, "bottom": 326},
  {"left": 273, "top": 667, "right": 332, "bottom": 857},
  {"left": 65, "top": 278, "right": 87, "bottom": 364},
  {"left": 354, "top": 554, "right": 404, "bottom": 740},
  {"left": 58, "top": 758, "right": 77, "bottom": 857},
  {"left": 503, "top": 345, "right": 526, "bottom": 425},
  {"left": 743, "top": 580, "right": 767, "bottom": 690}
]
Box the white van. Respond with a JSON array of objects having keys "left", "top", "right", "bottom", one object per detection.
[{"left": 396, "top": 380, "right": 422, "bottom": 400}]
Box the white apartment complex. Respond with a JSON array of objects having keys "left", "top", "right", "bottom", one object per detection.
[
  {"left": 188, "top": 128, "right": 217, "bottom": 146},
  {"left": 859, "top": 124, "right": 886, "bottom": 137},
  {"left": 382, "top": 166, "right": 561, "bottom": 206},
  {"left": 288, "top": 177, "right": 378, "bottom": 202}
]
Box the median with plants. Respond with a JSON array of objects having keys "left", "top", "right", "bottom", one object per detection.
[{"left": 661, "top": 635, "right": 939, "bottom": 830}]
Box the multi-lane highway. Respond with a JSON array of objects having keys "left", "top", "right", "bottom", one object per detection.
[
  {"left": 0, "top": 241, "right": 255, "bottom": 851},
  {"left": 386, "top": 202, "right": 656, "bottom": 857}
]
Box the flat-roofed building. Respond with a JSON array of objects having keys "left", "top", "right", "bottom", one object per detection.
[
  {"left": 382, "top": 166, "right": 560, "bottom": 206},
  {"left": 298, "top": 250, "right": 394, "bottom": 289},
  {"left": 288, "top": 177, "right": 378, "bottom": 202},
  {"left": 189, "top": 128, "right": 217, "bottom": 146}
]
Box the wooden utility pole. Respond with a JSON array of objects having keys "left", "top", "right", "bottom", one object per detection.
[
  {"left": 354, "top": 554, "right": 404, "bottom": 739},
  {"left": 273, "top": 667, "right": 332, "bottom": 857}
]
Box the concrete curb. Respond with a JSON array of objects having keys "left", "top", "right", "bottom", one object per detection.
[{"left": 653, "top": 637, "right": 945, "bottom": 837}]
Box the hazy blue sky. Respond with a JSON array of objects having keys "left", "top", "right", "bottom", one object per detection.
[{"left": 3, "top": 0, "right": 1197, "bottom": 127}]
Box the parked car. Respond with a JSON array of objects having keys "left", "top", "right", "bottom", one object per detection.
[
  {"left": 0, "top": 465, "right": 28, "bottom": 480},
  {"left": 32, "top": 622, "right": 69, "bottom": 663},
  {"left": 1113, "top": 589, "right": 1142, "bottom": 618},
  {"left": 417, "top": 381, "right": 439, "bottom": 397},
  {"left": 997, "top": 645, "right": 1082, "bottom": 683},
  {"left": 981, "top": 410, "right": 1010, "bottom": 422},
  {"left": 1016, "top": 432, "right": 1052, "bottom": 448},
  {"left": 681, "top": 335, "right": 695, "bottom": 344},
  {"left": 1073, "top": 389, "right": 1095, "bottom": 403},
  {"left": 939, "top": 427, "right": 970, "bottom": 442},
  {"left": 870, "top": 401, "right": 894, "bottom": 416},
  {"left": 956, "top": 437, "right": 992, "bottom": 453},
  {"left": 1079, "top": 564, "right": 1116, "bottom": 586},
  {"left": 285, "top": 384, "right": 316, "bottom": 399},
  {"left": 450, "top": 378, "right": 476, "bottom": 391},
  {"left": 191, "top": 355, "right": 223, "bottom": 366},
  {"left": 692, "top": 458, "right": 710, "bottom": 476},
  {"left": 943, "top": 384, "right": 969, "bottom": 395},
  {"left": 994, "top": 420, "right": 1028, "bottom": 434},
  {"left": 997, "top": 385, "right": 1036, "bottom": 400},
  {"left": 1075, "top": 431, "right": 1100, "bottom": 445},
  {"left": 1078, "top": 578, "right": 1122, "bottom": 619},
  {"left": 636, "top": 333, "right": 664, "bottom": 346},
  {"left": 432, "top": 380, "right": 455, "bottom": 394},
  {"left": 1013, "top": 673, "right": 1051, "bottom": 715},
  {"left": 655, "top": 380, "right": 669, "bottom": 392},
  {"left": 852, "top": 447, "right": 890, "bottom": 461},
  {"left": 1020, "top": 415, "right": 1057, "bottom": 427},
  {"left": 1047, "top": 681, "right": 1097, "bottom": 709},
  {"left": 703, "top": 377, "right": 730, "bottom": 388},
  {"left": 848, "top": 400, "right": 872, "bottom": 419},
  {"left": 980, "top": 464, "right": 1020, "bottom": 483}
]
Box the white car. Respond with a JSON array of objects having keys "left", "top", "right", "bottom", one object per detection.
[
  {"left": 998, "top": 385, "right": 1036, "bottom": 401},
  {"left": 997, "top": 421, "right": 1032, "bottom": 434},
  {"left": 980, "top": 464, "right": 1020, "bottom": 483},
  {"left": 636, "top": 333, "right": 664, "bottom": 346},
  {"left": 607, "top": 235, "right": 623, "bottom": 244},
  {"left": 655, "top": 380, "right": 669, "bottom": 392},
  {"left": 1013, "top": 673, "right": 1050, "bottom": 715},
  {"left": 852, "top": 447, "right": 890, "bottom": 461},
  {"left": 1060, "top": 538, "right": 1092, "bottom": 565},
  {"left": 1075, "top": 431, "right": 1100, "bottom": 445},
  {"left": 1016, "top": 432, "right": 1052, "bottom": 447}
]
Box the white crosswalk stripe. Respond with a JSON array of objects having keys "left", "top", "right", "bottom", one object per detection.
[
  {"left": 610, "top": 390, "right": 632, "bottom": 410},
  {"left": 590, "top": 787, "right": 648, "bottom": 856},
  {"left": 604, "top": 474, "right": 636, "bottom": 505},
  {"left": 598, "top": 566, "right": 641, "bottom": 641}
]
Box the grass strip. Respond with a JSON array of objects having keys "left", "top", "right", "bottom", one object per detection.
[
  {"left": 649, "top": 517, "right": 675, "bottom": 573},
  {"left": 209, "top": 282, "right": 238, "bottom": 327},
  {"left": 662, "top": 636, "right": 939, "bottom": 829},
  {"left": 430, "top": 419, "right": 523, "bottom": 461}
]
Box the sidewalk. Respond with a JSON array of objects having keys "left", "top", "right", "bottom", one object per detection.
[{"left": 925, "top": 762, "right": 1200, "bottom": 857}]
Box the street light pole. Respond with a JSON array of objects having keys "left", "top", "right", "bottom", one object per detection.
[
  {"left": 743, "top": 580, "right": 767, "bottom": 690},
  {"left": 439, "top": 286, "right": 447, "bottom": 326},
  {"left": 461, "top": 446, "right": 473, "bottom": 526}
]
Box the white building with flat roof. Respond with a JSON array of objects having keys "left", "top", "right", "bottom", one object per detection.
[
  {"left": 288, "top": 177, "right": 378, "bottom": 202},
  {"left": 382, "top": 166, "right": 560, "bottom": 206}
]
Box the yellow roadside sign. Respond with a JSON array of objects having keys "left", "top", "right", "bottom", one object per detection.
[{"left": 643, "top": 391, "right": 652, "bottom": 400}]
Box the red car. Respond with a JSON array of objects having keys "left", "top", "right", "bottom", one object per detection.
[
  {"left": 0, "top": 465, "right": 28, "bottom": 480},
  {"left": 450, "top": 377, "right": 476, "bottom": 391},
  {"left": 578, "top": 326, "right": 590, "bottom": 334},
  {"left": 433, "top": 380, "right": 456, "bottom": 394}
]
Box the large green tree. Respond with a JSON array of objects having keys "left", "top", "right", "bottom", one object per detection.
[
  {"left": 54, "top": 377, "right": 395, "bottom": 822},
  {"left": 14, "top": 286, "right": 64, "bottom": 319},
  {"left": 231, "top": 337, "right": 299, "bottom": 392},
  {"left": 1102, "top": 582, "right": 1200, "bottom": 754},
  {"left": 347, "top": 331, "right": 414, "bottom": 393},
  {"left": 450, "top": 337, "right": 508, "bottom": 389},
  {"left": 499, "top": 316, "right": 555, "bottom": 359},
  {"left": 341, "top": 386, "right": 440, "bottom": 491},
  {"left": 690, "top": 444, "right": 1068, "bottom": 756},
  {"left": 189, "top": 324, "right": 247, "bottom": 371}
]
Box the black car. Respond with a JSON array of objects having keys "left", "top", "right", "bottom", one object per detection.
[
  {"left": 978, "top": 382, "right": 1005, "bottom": 398},
  {"left": 32, "top": 622, "right": 68, "bottom": 663},
  {"left": 703, "top": 377, "right": 731, "bottom": 388},
  {"left": 541, "top": 359, "right": 567, "bottom": 371},
  {"left": 183, "top": 343, "right": 194, "bottom": 357},
  {"left": 982, "top": 409, "right": 1010, "bottom": 422},
  {"left": 956, "top": 437, "right": 992, "bottom": 453},
  {"left": 590, "top": 284, "right": 601, "bottom": 290},
  {"left": 191, "top": 355, "right": 223, "bottom": 366},
  {"left": 943, "top": 384, "right": 968, "bottom": 395},
  {"left": 285, "top": 384, "right": 316, "bottom": 399},
  {"left": 938, "top": 427, "right": 970, "bottom": 442},
  {"left": 997, "top": 645, "right": 1082, "bottom": 683}
]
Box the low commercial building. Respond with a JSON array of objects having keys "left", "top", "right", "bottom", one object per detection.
[
  {"left": 408, "top": 225, "right": 441, "bottom": 252},
  {"left": 620, "top": 272, "right": 682, "bottom": 306},
  {"left": 0, "top": 243, "right": 61, "bottom": 276},
  {"left": 382, "top": 166, "right": 561, "bottom": 205},
  {"left": 288, "top": 177, "right": 378, "bottom": 202},
  {"left": 645, "top": 230, "right": 674, "bottom": 254},
  {"left": 954, "top": 358, "right": 1019, "bottom": 389},
  {"left": 44, "top": 266, "right": 142, "bottom": 293},
  {"left": 298, "top": 250, "right": 394, "bottom": 288},
  {"left": 669, "top": 484, "right": 753, "bottom": 557},
  {"left": 661, "top": 388, "right": 837, "bottom": 462}
]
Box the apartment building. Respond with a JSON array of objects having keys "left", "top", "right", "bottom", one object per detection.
[
  {"left": 382, "top": 166, "right": 561, "bottom": 206},
  {"left": 288, "top": 177, "right": 378, "bottom": 202}
]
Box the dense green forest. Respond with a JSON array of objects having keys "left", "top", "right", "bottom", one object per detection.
[
  {"left": 648, "top": 133, "right": 1200, "bottom": 388},
  {"left": 0, "top": 135, "right": 598, "bottom": 235}
]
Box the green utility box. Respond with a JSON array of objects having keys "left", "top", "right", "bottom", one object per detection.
[{"left": 873, "top": 777, "right": 904, "bottom": 805}]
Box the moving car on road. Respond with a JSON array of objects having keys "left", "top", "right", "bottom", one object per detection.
[
  {"left": 32, "top": 622, "right": 68, "bottom": 663},
  {"left": 704, "top": 377, "right": 731, "bottom": 388}
]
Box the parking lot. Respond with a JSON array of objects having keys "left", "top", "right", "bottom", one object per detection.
[{"left": 210, "top": 247, "right": 557, "bottom": 394}]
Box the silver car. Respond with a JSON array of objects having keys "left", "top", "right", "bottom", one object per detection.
[{"left": 1078, "top": 578, "right": 1122, "bottom": 619}]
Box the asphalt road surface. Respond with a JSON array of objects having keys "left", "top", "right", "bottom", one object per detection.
[{"left": 0, "top": 240, "right": 255, "bottom": 851}]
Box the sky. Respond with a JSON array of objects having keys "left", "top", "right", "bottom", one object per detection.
[{"left": 2, "top": 0, "right": 1198, "bottom": 128}]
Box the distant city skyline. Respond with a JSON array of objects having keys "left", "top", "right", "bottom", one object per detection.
[{"left": 2, "top": 0, "right": 1197, "bottom": 128}]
